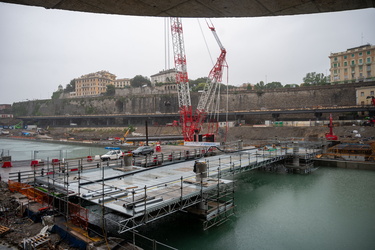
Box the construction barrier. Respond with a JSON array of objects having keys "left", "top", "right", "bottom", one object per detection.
[
  {"left": 30, "top": 160, "right": 39, "bottom": 167},
  {"left": 153, "top": 155, "right": 159, "bottom": 165},
  {"left": 8, "top": 180, "right": 88, "bottom": 230},
  {"left": 68, "top": 202, "right": 88, "bottom": 230},
  {"left": 1, "top": 161, "right": 12, "bottom": 168},
  {"left": 52, "top": 158, "right": 60, "bottom": 165},
  {"left": 87, "top": 156, "right": 93, "bottom": 162},
  {"left": 8, "top": 180, "right": 50, "bottom": 204}
]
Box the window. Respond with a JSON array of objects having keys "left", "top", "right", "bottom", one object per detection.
[
  {"left": 371, "top": 91, "right": 374, "bottom": 95},
  {"left": 367, "top": 51, "right": 371, "bottom": 55},
  {"left": 367, "top": 57, "right": 371, "bottom": 63},
  {"left": 344, "top": 68, "right": 348, "bottom": 72},
  {"left": 334, "top": 57, "right": 337, "bottom": 61},
  {"left": 359, "top": 52, "right": 363, "bottom": 56},
  {"left": 351, "top": 60, "right": 355, "bottom": 65},
  {"left": 351, "top": 53, "right": 355, "bottom": 57},
  {"left": 344, "top": 55, "right": 347, "bottom": 59},
  {"left": 359, "top": 58, "right": 363, "bottom": 65},
  {"left": 344, "top": 61, "right": 348, "bottom": 66},
  {"left": 333, "top": 63, "right": 337, "bottom": 68},
  {"left": 361, "top": 92, "right": 364, "bottom": 96}
]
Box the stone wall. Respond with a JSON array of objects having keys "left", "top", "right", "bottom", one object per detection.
[{"left": 12, "top": 82, "right": 375, "bottom": 117}]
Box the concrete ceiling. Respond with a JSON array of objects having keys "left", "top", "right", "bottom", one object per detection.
[{"left": 1, "top": 0, "right": 374, "bottom": 17}]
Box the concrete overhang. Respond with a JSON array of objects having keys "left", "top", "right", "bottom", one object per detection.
[{"left": 1, "top": 0, "right": 374, "bottom": 17}]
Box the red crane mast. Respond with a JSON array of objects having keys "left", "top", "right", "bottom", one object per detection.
[
  {"left": 195, "top": 21, "right": 227, "bottom": 139},
  {"left": 171, "top": 18, "right": 227, "bottom": 142},
  {"left": 170, "top": 17, "right": 194, "bottom": 141}
]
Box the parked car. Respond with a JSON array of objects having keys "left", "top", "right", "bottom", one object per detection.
[
  {"left": 100, "top": 149, "right": 124, "bottom": 161},
  {"left": 132, "top": 146, "right": 154, "bottom": 156}
]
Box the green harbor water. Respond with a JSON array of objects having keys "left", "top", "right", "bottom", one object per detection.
[
  {"left": 1, "top": 138, "right": 375, "bottom": 249},
  {"left": 139, "top": 167, "right": 375, "bottom": 250}
]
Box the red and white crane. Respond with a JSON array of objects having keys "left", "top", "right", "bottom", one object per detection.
[
  {"left": 170, "top": 17, "right": 194, "bottom": 141},
  {"left": 170, "top": 18, "right": 227, "bottom": 142}
]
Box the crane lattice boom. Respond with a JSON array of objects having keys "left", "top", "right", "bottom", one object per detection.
[
  {"left": 195, "top": 22, "right": 227, "bottom": 137},
  {"left": 171, "top": 18, "right": 227, "bottom": 141},
  {"left": 170, "top": 17, "right": 193, "bottom": 140}
]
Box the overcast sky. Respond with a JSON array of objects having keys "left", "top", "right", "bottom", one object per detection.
[{"left": 0, "top": 3, "right": 374, "bottom": 104}]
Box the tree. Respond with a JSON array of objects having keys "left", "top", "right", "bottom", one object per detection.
[
  {"left": 191, "top": 82, "right": 206, "bottom": 92},
  {"left": 190, "top": 77, "right": 208, "bottom": 86},
  {"left": 284, "top": 84, "right": 299, "bottom": 88},
  {"left": 254, "top": 81, "right": 265, "bottom": 90},
  {"left": 104, "top": 84, "right": 115, "bottom": 96},
  {"left": 130, "top": 75, "right": 151, "bottom": 88},
  {"left": 302, "top": 72, "right": 328, "bottom": 86},
  {"left": 51, "top": 90, "right": 62, "bottom": 99},
  {"left": 265, "top": 81, "right": 283, "bottom": 89},
  {"left": 64, "top": 79, "right": 76, "bottom": 93}
]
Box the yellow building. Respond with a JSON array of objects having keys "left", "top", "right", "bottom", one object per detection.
[
  {"left": 356, "top": 86, "right": 375, "bottom": 116},
  {"left": 329, "top": 44, "right": 375, "bottom": 84},
  {"left": 356, "top": 86, "right": 375, "bottom": 105},
  {"left": 75, "top": 71, "right": 129, "bottom": 97}
]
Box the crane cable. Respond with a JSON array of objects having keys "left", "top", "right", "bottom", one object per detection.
[{"left": 197, "top": 19, "right": 214, "bottom": 66}]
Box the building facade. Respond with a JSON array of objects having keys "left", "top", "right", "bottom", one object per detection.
[
  {"left": 74, "top": 71, "right": 129, "bottom": 97},
  {"left": 329, "top": 44, "right": 375, "bottom": 84},
  {"left": 356, "top": 86, "right": 375, "bottom": 105},
  {"left": 356, "top": 85, "right": 375, "bottom": 116},
  {"left": 150, "top": 69, "right": 176, "bottom": 86}
]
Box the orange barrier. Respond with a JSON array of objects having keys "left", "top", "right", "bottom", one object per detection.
[
  {"left": 8, "top": 180, "right": 48, "bottom": 203},
  {"left": 8, "top": 180, "right": 88, "bottom": 230},
  {"left": 68, "top": 202, "right": 88, "bottom": 230}
]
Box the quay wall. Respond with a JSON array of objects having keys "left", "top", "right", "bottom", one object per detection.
[
  {"left": 12, "top": 82, "right": 375, "bottom": 122},
  {"left": 314, "top": 159, "right": 375, "bottom": 171}
]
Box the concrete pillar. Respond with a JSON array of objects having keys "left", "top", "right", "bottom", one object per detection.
[
  {"left": 238, "top": 140, "right": 243, "bottom": 150},
  {"left": 293, "top": 142, "right": 300, "bottom": 166},
  {"left": 194, "top": 161, "right": 207, "bottom": 182},
  {"left": 122, "top": 153, "right": 133, "bottom": 170}
]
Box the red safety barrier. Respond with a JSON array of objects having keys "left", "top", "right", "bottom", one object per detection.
[
  {"left": 70, "top": 168, "right": 78, "bottom": 172},
  {"left": 52, "top": 159, "right": 59, "bottom": 165},
  {"left": 153, "top": 155, "right": 159, "bottom": 165},
  {"left": 1, "top": 161, "right": 12, "bottom": 168},
  {"left": 87, "top": 156, "right": 93, "bottom": 162},
  {"left": 168, "top": 154, "right": 173, "bottom": 161},
  {"left": 156, "top": 144, "right": 161, "bottom": 152},
  {"left": 30, "top": 160, "right": 39, "bottom": 167}
]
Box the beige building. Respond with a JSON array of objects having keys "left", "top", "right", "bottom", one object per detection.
[
  {"left": 114, "top": 78, "right": 130, "bottom": 88},
  {"left": 150, "top": 69, "right": 176, "bottom": 86},
  {"left": 329, "top": 44, "right": 375, "bottom": 84},
  {"left": 356, "top": 86, "right": 375, "bottom": 116},
  {"left": 74, "top": 70, "right": 129, "bottom": 97},
  {"left": 356, "top": 86, "right": 375, "bottom": 105}
]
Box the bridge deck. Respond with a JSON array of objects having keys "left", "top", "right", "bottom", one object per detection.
[{"left": 33, "top": 146, "right": 320, "bottom": 232}]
